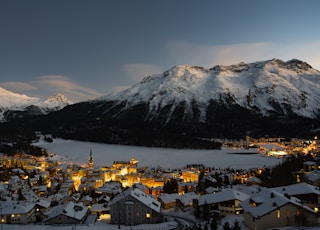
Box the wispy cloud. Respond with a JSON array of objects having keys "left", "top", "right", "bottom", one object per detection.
[
  {"left": 0, "top": 82, "right": 37, "bottom": 93},
  {"left": 122, "top": 64, "right": 164, "bottom": 82},
  {"left": 31, "top": 75, "right": 103, "bottom": 102},
  {"left": 1, "top": 75, "right": 103, "bottom": 102},
  {"left": 166, "top": 40, "right": 320, "bottom": 70}
]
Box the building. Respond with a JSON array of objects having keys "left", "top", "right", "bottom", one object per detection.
[
  {"left": 241, "top": 188, "right": 317, "bottom": 229},
  {"left": 272, "top": 182, "right": 320, "bottom": 213},
  {"left": 88, "top": 148, "right": 94, "bottom": 169},
  {"left": 108, "top": 186, "right": 162, "bottom": 226},
  {"left": 43, "top": 201, "right": 89, "bottom": 225},
  {"left": 158, "top": 193, "right": 179, "bottom": 209},
  {"left": 196, "top": 188, "right": 250, "bottom": 218},
  {"left": 176, "top": 192, "right": 198, "bottom": 211},
  {"left": 0, "top": 201, "right": 36, "bottom": 224},
  {"left": 304, "top": 170, "right": 320, "bottom": 187}
]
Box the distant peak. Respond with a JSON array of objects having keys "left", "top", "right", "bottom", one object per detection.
[
  {"left": 50, "top": 93, "right": 69, "bottom": 100},
  {"left": 43, "top": 93, "right": 73, "bottom": 105}
]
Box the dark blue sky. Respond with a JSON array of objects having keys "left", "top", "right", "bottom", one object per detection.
[{"left": 1, "top": 0, "right": 320, "bottom": 102}]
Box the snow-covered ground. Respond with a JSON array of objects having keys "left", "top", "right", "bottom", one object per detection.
[
  {"left": 34, "top": 138, "right": 282, "bottom": 170},
  {"left": 0, "top": 221, "right": 178, "bottom": 230}
]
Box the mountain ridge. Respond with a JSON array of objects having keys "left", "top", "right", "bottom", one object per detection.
[
  {"left": 0, "top": 87, "right": 73, "bottom": 122},
  {"left": 98, "top": 58, "right": 320, "bottom": 124},
  {"left": 1, "top": 58, "right": 320, "bottom": 148}
]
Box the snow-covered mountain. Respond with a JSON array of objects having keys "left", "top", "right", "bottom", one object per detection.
[
  {"left": 2, "top": 58, "right": 319, "bottom": 147},
  {"left": 99, "top": 58, "right": 320, "bottom": 122},
  {"left": 0, "top": 87, "right": 73, "bottom": 122}
]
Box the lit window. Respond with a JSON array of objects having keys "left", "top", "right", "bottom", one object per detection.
[
  {"left": 277, "top": 210, "right": 280, "bottom": 219},
  {"left": 146, "top": 213, "right": 151, "bottom": 219},
  {"left": 314, "top": 207, "right": 319, "bottom": 213}
]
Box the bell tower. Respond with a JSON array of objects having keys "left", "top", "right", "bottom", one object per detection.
[{"left": 88, "top": 148, "right": 93, "bottom": 168}]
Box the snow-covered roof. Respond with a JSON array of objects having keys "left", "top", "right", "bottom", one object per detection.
[
  {"left": 22, "top": 189, "right": 38, "bottom": 201},
  {"left": 81, "top": 195, "right": 93, "bottom": 202},
  {"left": 304, "top": 170, "right": 320, "bottom": 182},
  {"left": 177, "top": 192, "right": 198, "bottom": 206},
  {"left": 198, "top": 188, "right": 250, "bottom": 206},
  {"left": 44, "top": 201, "right": 88, "bottom": 221},
  {"left": 108, "top": 187, "right": 161, "bottom": 213},
  {"left": 272, "top": 182, "right": 320, "bottom": 196},
  {"left": 158, "top": 193, "right": 179, "bottom": 204},
  {"left": 91, "top": 203, "right": 109, "bottom": 213},
  {"left": 36, "top": 198, "right": 51, "bottom": 209},
  {"left": 246, "top": 177, "right": 262, "bottom": 184},
  {"left": 304, "top": 161, "right": 317, "bottom": 165},
  {"left": 1, "top": 202, "right": 35, "bottom": 215},
  {"left": 240, "top": 187, "right": 315, "bottom": 218},
  {"left": 95, "top": 182, "right": 122, "bottom": 194},
  {"left": 204, "top": 186, "right": 220, "bottom": 194}
]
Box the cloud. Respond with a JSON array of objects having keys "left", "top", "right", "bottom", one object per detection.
[
  {"left": 122, "top": 64, "right": 164, "bottom": 82},
  {"left": 1, "top": 75, "right": 104, "bottom": 102},
  {"left": 32, "top": 75, "right": 103, "bottom": 102},
  {"left": 165, "top": 40, "right": 320, "bottom": 70},
  {"left": 0, "top": 82, "right": 37, "bottom": 93}
]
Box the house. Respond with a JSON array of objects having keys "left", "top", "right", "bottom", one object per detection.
[
  {"left": 241, "top": 187, "right": 317, "bottom": 230},
  {"left": 196, "top": 188, "right": 250, "bottom": 218},
  {"left": 158, "top": 193, "right": 179, "bottom": 209},
  {"left": 108, "top": 186, "right": 163, "bottom": 226},
  {"left": 178, "top": 181, "right": 197, "bottom": 194},
  {"left": 246, "top": 177, "right": 262, "bottom": 186},
  {"left": 272, "top": 182, "right": 320, "bottom": 213},
  {"left": 176, "top": 192, "right": 198, "bottom": 211},
  {"left": 304, "top": 170, "right": 320, "bottom": 187},
  {"left": 43, "top": 201, "right": 89, "bottom": 225},
  {"left": 0, "top": 201, "right": 36, "bottom": 224},
  {"left": 303, "top": 161, "right": 317, "bottom": 172},
  {"left": 35, "top": 198, "right": 51, "bottom": 221},
  {"left": 94, "top": 181, "right": 122, "bottom": 196},
  {"left": 91, "top": 203, "right": 110, "bottom": 216}
]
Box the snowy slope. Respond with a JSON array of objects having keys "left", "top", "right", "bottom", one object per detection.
[
  {"left": 35, "top": 93, "right": 73, "bottom": 113},
  {"left": 100, "top": 59, "right": 320, "bottom": 122},
  {"left": 0, "top": 87, "right": 73, "bottom": 121}
]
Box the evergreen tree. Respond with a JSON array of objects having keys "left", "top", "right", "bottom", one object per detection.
[
  {"left": 223, "top": 222, "right": 231, "bottom": 230},
  {"left": 233, "top": 219, "right": 241, "bottom": 230},
  {"left": 211, "top": 218, "right": 218, "bottom": 230}
]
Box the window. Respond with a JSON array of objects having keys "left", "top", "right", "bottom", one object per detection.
[{"left": 277, "top": 209, "right": 280, "bottom": 219}]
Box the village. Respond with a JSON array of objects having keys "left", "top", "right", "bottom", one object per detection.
[{"left": 0, "top": 137, "right": 320, "bottom": 230}]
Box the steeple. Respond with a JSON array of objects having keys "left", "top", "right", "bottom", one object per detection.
[{"left": 88, "top": 148, "right": 93, "bottom": 168}]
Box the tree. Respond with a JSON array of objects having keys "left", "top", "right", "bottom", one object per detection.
[
  {"left": 233, "top": 219, "right": 241, "bottom": 230},
  {"left": 224, "top": 174, "right": 230, "bottom": 185},
  {"left": 211, "top": 218, "right": 218, "bottom": 230},
  {"left": 163, "top": 179, "right": 178, "bottom": 194},
  {"left": 223, "top": 222, "right": 231, "bottom": 230}
]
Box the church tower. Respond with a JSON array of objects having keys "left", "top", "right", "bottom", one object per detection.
[{"left": 88, "top": 148, "right": 93, "bottom": 168}]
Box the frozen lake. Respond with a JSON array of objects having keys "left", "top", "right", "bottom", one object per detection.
[{"left": 34, "top": 138, "right": 282, "bottom": 170}]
